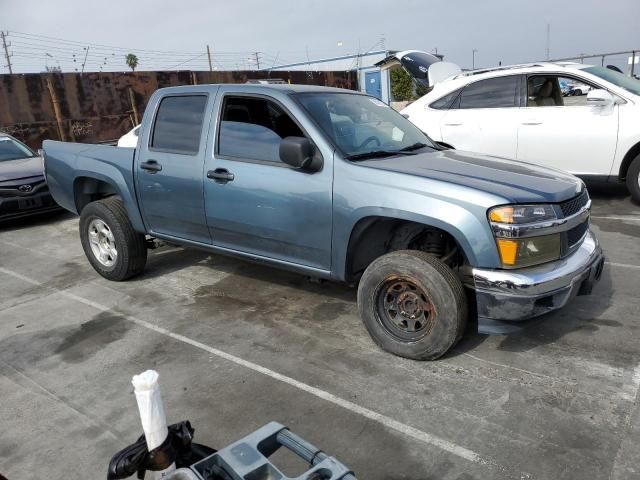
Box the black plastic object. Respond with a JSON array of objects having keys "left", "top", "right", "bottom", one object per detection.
[{"left": 107, "top": 420, "right": 216, "bottom": 480}]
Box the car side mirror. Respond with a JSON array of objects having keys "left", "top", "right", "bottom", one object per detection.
[
  {"left": 279, "top": 136, "right": 322, "bottom": 172},
  {"left": 587, "top": 89, "right": 614, "bottom": 107},
  {"left": 37, "top": 148, "right": 43, "bottom": 156}
]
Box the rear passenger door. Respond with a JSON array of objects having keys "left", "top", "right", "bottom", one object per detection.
[
  {"left": 203, "top": 91, "right": 333, "bottom": 271},
  {"left": 440, "top": 75, "right": 521, "bottom": 158},
  {"left": 136, "top": 92, "right": 214, "bottom": 244}
]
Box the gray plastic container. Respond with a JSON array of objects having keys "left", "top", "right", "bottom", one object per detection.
[
  {"left": 190, "top": 422, "right": 355, "bottom": 480},
  {"left": 165, "top": 469, "right": 201, "bottom": 480}
]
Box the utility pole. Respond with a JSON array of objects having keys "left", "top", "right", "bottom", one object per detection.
[
  {"left": 254, "top": 52, "right": 261, "bottom": 70},
  {"left": 206, "top": 45, "right": 213, "bottom": 72},
  {"left": 46, "top": 77, "right": 65, "bottom": 141},
  {"left": 545, "top": 23, "right": 551, "bottom": 60},
  {"left": 1, "top": 31, "right": 12, "bottom": 74},
  {"left": 472, "top": 49, "right": 478, "bottom": 70},
  {"left": 81, "top": 46, "right": 90, "bottom": 75}
]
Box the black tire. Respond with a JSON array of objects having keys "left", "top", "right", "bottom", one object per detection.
[
  {"left": 626, "top": 154, "right": 640, "bottom": 204},
  {"left": 79, "top": 197, "right": 147, "bottom": 281},
  {"left": 357, "top": 250, "right": 467, "bottom": 360}
]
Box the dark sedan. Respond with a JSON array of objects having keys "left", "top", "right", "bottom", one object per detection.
[{"left": 0, "top": 133, "right": 60, "bottom": 221}]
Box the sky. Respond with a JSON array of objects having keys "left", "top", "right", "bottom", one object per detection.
[{"left": 1, "top": 0, "right": 639, "bottom": 73}]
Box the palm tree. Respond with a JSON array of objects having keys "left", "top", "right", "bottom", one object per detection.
[{"left": 126, "top": 54, "right": 139, "bottom": 72}]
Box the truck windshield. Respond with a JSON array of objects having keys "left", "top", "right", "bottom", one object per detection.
[
  {"left": 0, "top": 137, "right": 36, "bottom": 162},
  {"left": 582, "top": 66, "right": 640, "bottom": 96},
  {"left": 295, "top": 92, "right": 436, "bottom": 159}
]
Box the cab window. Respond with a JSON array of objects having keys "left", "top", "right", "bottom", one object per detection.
[{"left": 218, "top": 96, "right": 305, "bottom": 163}]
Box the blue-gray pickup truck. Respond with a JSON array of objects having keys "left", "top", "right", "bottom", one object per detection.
[{"left": 43, "top": 84, "right": 605, "bottom": 360}]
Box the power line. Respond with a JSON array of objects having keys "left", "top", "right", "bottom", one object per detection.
[{"left": 1, "top": 30, "right": 378, "bottom": 73}]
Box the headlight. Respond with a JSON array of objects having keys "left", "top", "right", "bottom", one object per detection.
[
  {"left": 489, "top": 204, "right": 557, "bottom": 224},
  {"left": 489, "top": 204, "right": 561, "bottom": 268}
]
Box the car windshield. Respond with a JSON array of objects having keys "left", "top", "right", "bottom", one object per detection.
[
  {"left": 0, "top": 136, "right": 36, "bottom": 162},
  {"left": 583, "top": 66, "right": 640, "bottom": 96},
  {"left": 295, "top": 92, "right": 436, "bottom": 159}
]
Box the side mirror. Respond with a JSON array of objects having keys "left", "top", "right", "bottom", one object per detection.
[
  {"left": 279, "top": 136, "right": 322, "bottom": 172},
  {"left": 587, "top": 89, "right": 614, "bottom": 107},
  {"left": 37, "top": 148, "right": 43, "bottom": 157}
]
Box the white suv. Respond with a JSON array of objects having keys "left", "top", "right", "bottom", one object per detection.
[{"left": 402, "top": 63, "right": 640, "bottom": 202}]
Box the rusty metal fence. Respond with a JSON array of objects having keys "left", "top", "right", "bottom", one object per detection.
[{"left": 0, "top": 70, "right": 357, "bottom": 149}]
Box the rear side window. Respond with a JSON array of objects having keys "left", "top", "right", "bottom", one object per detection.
[
  {"left": 429, "top": 88, "right": 462, "bottom": 110},
  {"left": 459, "top": 76, "right": 518, "bottom": 109},
  {"left": 151, "top": 95, "right": 208, "bottom": 154}
]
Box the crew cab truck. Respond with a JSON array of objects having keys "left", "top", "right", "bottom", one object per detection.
[{"left": 43, "top": 84, "right": 605, "bottom": 360}]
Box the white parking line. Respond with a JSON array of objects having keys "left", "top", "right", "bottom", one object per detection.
[
  {"left": 606, "top": 262, "right": 640, "bottom": 270},
  {"left": 0, "top": 266, "right": 508, "bottom": 473}
]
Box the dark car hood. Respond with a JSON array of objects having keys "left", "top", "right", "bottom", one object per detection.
[
  {"left": 0, "top": 156, "right": 44, "bottom": 182},
  {"left": 358, "top": 149, "right": 584, "bottom": 203}
]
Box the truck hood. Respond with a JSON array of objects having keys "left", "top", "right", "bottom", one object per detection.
[
  {"left": 357, "top": 149, "right": 584, "bottom": 203},
  {"left": 0, "top": 156, "right": 44, "bottom": 182}
]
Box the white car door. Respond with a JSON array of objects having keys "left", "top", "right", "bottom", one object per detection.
[
  {"left": 440, "top": 75, "right": 521, "bottom": 158},
  {"left": 517, "top": 74, "right": 618, "bottom": 176}
]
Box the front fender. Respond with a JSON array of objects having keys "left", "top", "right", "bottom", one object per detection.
[
  {"left": 332, "top": 206, "right": 500, "bottom": 281},
  {"left": 331, "top": 162, "right": 505, "bottom": 281}
]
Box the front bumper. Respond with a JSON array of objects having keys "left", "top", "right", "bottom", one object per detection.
[
  {"left": 0, "top": 191, "right": 61, "bottom": 222},
  {"left": 465, "top": 231, "right": 604, "bottom": 334}
]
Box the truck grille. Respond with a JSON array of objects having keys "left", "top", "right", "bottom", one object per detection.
[
  {"left": 567, "top": 220, "right": 589, "bottom": 249},
  {"left": 559, "top": 189, "right": 589, "bottom": 218}
]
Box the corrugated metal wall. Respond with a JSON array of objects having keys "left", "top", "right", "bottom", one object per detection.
[{"left": 0, "top": 70, "right": 357, "bottom": 149}]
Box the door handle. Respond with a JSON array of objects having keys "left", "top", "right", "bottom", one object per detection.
[
  {"left": 207, "top": 168, "right": 235, "bottom": 183},
  {"left": 140, "top": 160, "right": 162, "bottom": 173},
  {"left": 444, "top": 122, "right": 463, "bottom": 126}
]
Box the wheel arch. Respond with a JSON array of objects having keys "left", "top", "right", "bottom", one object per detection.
[
  {"left": 618, "top": 141, "right": 640, "bottom": 181},
  {"left": 342, "top": 214, "right": 477, "bottom": 283},
  {"left": 73, "top": 175, "right": 146, "bottom": 232}
]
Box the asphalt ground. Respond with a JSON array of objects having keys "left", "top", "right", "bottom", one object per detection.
[{"left": 0, "top": 183, "right": 639, "bottom": 480}]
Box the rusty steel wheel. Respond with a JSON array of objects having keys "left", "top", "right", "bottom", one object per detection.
[
  {"left": 357, "top": 250, "right": 468, "bottom": 360},
  {"left": 376, "top": 277, "right": 437, "bottom": 341}
]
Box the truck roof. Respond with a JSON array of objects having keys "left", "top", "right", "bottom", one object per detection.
[{"left": 154, "top": 83, "right": 359, "bottom": 96}]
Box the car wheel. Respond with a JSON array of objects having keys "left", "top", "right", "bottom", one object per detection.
[
  {"left": 357, "top": 250, "right": 468, "bottom": 360},
  {"left": 79, "top": 197, "right": 147, "bottom": 281},
  {"left": 626, "top": 154, "right": 640, "bottom": 204}
]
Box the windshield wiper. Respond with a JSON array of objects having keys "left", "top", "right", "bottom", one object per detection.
[
  {"left": 399, "top": 142, "right": 430, "bottom": 152},
  {"left": 345, "top": 149, "right": 417, "bottom": 161}
]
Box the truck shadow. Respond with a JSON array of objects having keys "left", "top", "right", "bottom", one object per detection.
[
  {"left": 143, "top": 246, "right": 614, "bottom": 360},
  {"left": 140, "top": 247, "right": 357, "bottom": 303},
  {"left": 452, "top": 264, "right": 613, "bottom": 356}
]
